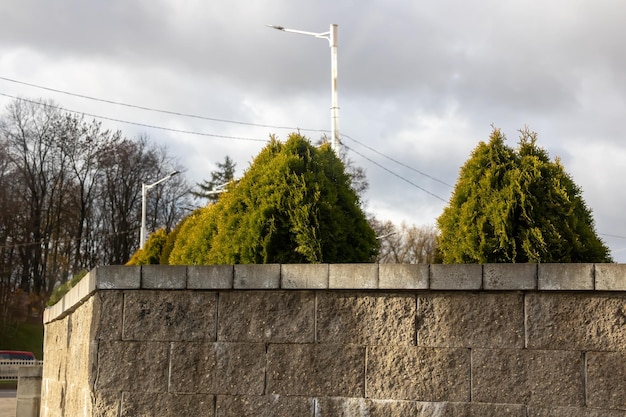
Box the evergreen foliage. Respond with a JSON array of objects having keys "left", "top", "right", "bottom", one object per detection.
[
  {"left": 169, "top": 133, "right": 378, "bottom": 264},
  {"left": 126, "top": 229, "right": 169, "bottom": 265},
  {"left": 437, "top": 128, "right": 612, "bottom": 263},
  {"left": 192, "top": 155, "right": 236, "bottom": 202}
]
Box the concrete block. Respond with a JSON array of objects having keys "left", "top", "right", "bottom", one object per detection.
[
  {"left": 121, "top": 392, "right": 214, "bottom": 417},
  {"left": 17, "top": 366, "right": 42, "bottom": 400},
  {"left": 123, "top": 291, "right": 217, "bottom": 341},
  {"left": 329, "top": 264, "right": 378, "bottom": 288},
  {"left": 216, "top": 395, "right": 314, "bottom": 417},
  {"left": 483, "top": 263, "right": 537, "bottom": 290},
  {"left": 379, "top": 264, "right": 429, "bottom": 289},
  {"left": 526, "top": 293, "right": 626, "bottom": 350},
  {"left": 43, "top": 302, "right": 62, "bottom": 324},
  {"left": 472, "top": 348, "right": 584, "bottom": 407},
  {"left": 317, "top": 398, "right": 526, "bottom": 417},
  {"left": 586, "top": 352, "right": 626, "bottom": 410},
  {"left": 234, "top": 264, "right": 280, "bottom": 289},
  {"left": 595, "top": 263, "right": 626, "bottom": 291},
  {"left": 187, "top": 265, "right": 233, "bottom": 289},
  {"left": 430, "top": 264, "right": 482, "bottom": 290},
  {"left": 316, "top": 292, "right": 416, "bottom": 345},
  {"left": 366, "top": 346, "right": 470, "bottom": 402},
  {"left": 218, "top": 291, "right": 314, "bottom": 343},
  {"left": 96, "top": 341, "right": 169, "bottom": 392},
  {"left": 95, "top": 265, "right": 141, "bottom": 290},
  {"left": 280, "top": 263, "right": 329, "bottom": 288},
  {"left": 93, "top": 390, "right": 121, "bottom": 417},
  {"left": 417, "top": 293, "right": 524, "bottom": 348},
  {"left": 170, "top": 342, "right": 265, "bottom": 395},
  {"left": 63, "top": 270, "right": 97, "bottom": 310},
  {"left": 538, "top": 263, "right": 594, "bottom": 290},
  {"left": 95, "top": 291, "right": 124, "bottom": 341},
  {"left": 141, "top": 265, "right": 187, "bottom": 289},
  {"left": 16, "top": 398, "right": 41, "bottom": 417},
  {"left": 266, "top": 343, "right": 365, "bottom": 397}
]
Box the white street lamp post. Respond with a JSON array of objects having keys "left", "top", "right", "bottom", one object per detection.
[
  {"left": 267, "top": 24, "right": 340, "bottom": 153},
  {"left": 140, "top": 171, "right": 179, "bottom": 249}
]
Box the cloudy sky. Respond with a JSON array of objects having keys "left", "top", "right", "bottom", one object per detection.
[{"left": 1, "top": 0, "right": 625, "bottom": 261}]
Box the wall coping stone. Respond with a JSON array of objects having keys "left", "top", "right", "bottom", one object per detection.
[{"left": 43, "top": 263, "right": 626, "bottom": 324}]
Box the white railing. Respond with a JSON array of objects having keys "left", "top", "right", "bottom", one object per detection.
[{"left": 0, "top": 360, "right": 43, "bottom": 380}]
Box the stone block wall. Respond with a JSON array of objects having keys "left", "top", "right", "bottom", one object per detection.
[{"left": 41, "top": 264, "right": 626, "bottom": 416}]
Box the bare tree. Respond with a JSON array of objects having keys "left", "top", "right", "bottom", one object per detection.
[
  {"left": 0, "top": 98, "right": 192, "bottom": 323},
  {"left": 371, "top": 218, "right": 438, "bottom": 263}
]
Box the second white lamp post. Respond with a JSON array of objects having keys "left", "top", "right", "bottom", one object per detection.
[
  {"left": 267, "top": 24, "right": 340, "bottom": 154},
  {"left": 140, "top": 171, "right": 179, "bottom": 249}
]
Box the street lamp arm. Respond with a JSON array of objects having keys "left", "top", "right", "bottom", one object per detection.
[
  {"left": 266, "top": 24, "right": 331, "bottom": 43},
  {"left": 140, "top": 170, "right": 180, "bottom": 249},
  {"left": 267, "top": 23, "right": 340, "bottom": 152},
  {"left": 145, "top": 170, "right": 179, "bottom": 190}
]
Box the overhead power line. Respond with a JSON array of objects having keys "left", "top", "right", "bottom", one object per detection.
[
  {"left": 0, "top": 74, "right": 453, "bottom": 188},
  {"left": 0, "top": 75, "right": 326, "bottom": 134},
  {"left": 0, "top": 76, "right": 454, "bottom": 201},
  {"left": 0, "top": 93, "right": 268, "bottom": 143},
  {"left": 343, "top": 144, "right": 448, "bottom": 203},
  {"left": 341, "top": 133, "right": 453, "bottom": 188},
  {"left": 0, "top": 93, "right": 451, "bottom": 203},
  {"left": 599, "top": 233, "right": 626, "bottom": 240}
]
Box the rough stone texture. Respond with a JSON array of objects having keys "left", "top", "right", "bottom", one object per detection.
[
  {"left": 96, "top": 341, "right": 169, "bottom": 392},
  {"left": 472, "top": 349, "right": 584, "bottom": 407},
  {"left": 41, "top": 264, "right": 626, "bottom": 417},
  {"left": 122, "top": 290, "right": 216, "bottom": 341},
  {"left": 417, "top": 293, "right": 524, "bottom": 348},
  {"left": 538, "top": 263, "right": 594, "bottom": 290},
  {"left": 187, "top": 265, "right": 233, "bottom": 289},
  {"left": 528, "top": 406, "right": 626, "bottom": 417},
  {"left": 169, "top": 342, "right": 266, "bottom": 395},
  {"left": 95, "top": 291, "right": 123, "bottom": 341},
  {"left": 120, "top": 392, "right": 214, "bottom": 417},
  {"left": 379, "top": 264, "right": 429, "bottom": 289},
  {"left": 267, "top": 344, "right": 365, "bottom": 397},
  {"left": 430, "top": 264, "right": 482, "bottom": 290},
  {"left": 216, "top": 395, "right": 314, "bottom": 417},
  {"left": 316, "top": 398, "right": 526, "bottom": 417},
  {"left": 595, "top": 263, "right": 626, "bottom": 291},
  {"left": 366, "top": 346, "right": 470, "bottom": 402},
  {"left": 586, "top": 351, "right": 626, "bottom": 409},
  {"left": 141, "top": 265, "right": 187, "bottom": 289},
  {"left": 281, "top": 263, "right": 329, "bottom": 289},
  {"left": 41, "top": 296, "right": 97, "bottom": 417},
  {"left": 92, "top": 391, "right": 121, "bottom": 417},
  {"left": 316, "top": 292, "right": 416, "bottom": 345},
  {"left": 329, "top": 264, "right": 378, "bottom": 289},
  {"left": 525, "top": 293, "right": 626, "bottom": 350},
  {"left": 218, "top": 291, "right": 314, "bottom": 343},
  {"left": 483, "top": 263, "right": 537, "bottom": 290},
  {"left": 40, "top": 319, "right": 67, "bottom": 417}
]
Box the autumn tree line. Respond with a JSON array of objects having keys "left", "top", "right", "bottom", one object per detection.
[{"left": 0, "top": 99, "right": 191, "bottom": 323}]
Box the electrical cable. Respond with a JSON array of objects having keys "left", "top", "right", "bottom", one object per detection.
[
  {"left": 0, "top": 93, "right": 268, "bottom": 143},
  {"left": 0, "top": 75, "right": 453, "bottom": 187},
  {"left": 343, "top": 144, "right": 448, "bottom": 203},
  {"left": 341, "top": 133, "right": 454, "bottom": 188},
  {"left": 0, "top": 75, "right": 326, "bottom": 134}
]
